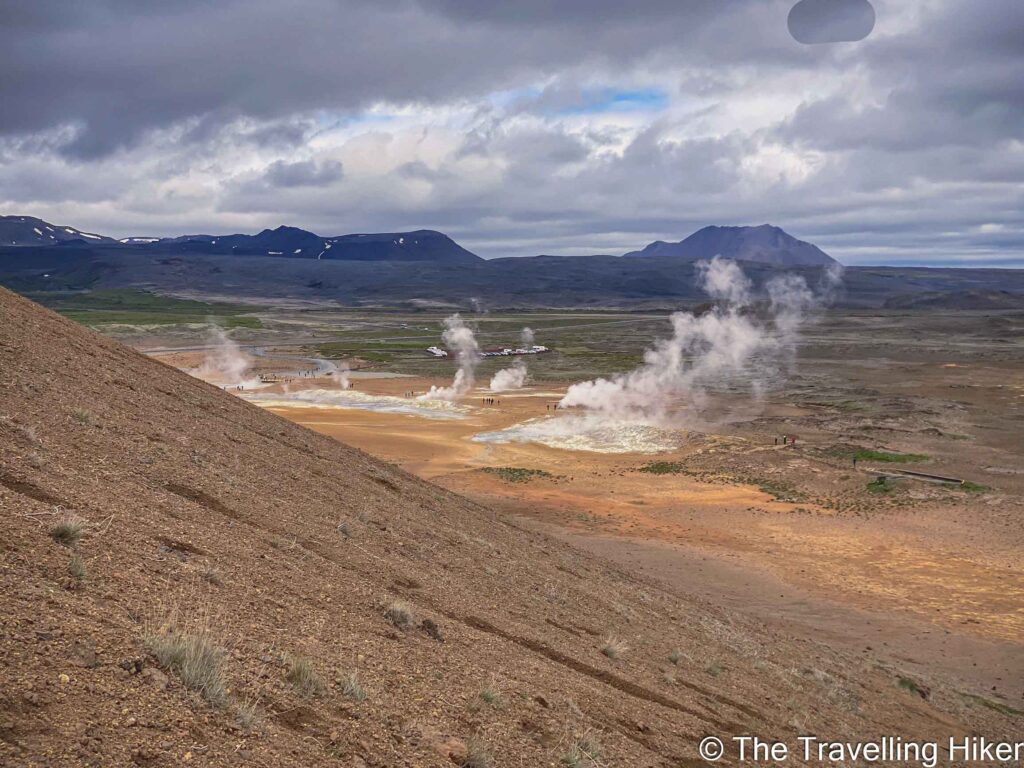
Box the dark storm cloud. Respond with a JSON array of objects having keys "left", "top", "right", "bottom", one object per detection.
[
  {"left": 0, "top": 0, "right": 776, "bottom": 156},
  {"left": 264, "top": 159, "right": 344, "bottom": 188}
]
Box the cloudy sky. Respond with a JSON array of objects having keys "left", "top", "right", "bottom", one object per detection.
[{"left": 1, "top": 0, "right": 1021, "bottom": 265}]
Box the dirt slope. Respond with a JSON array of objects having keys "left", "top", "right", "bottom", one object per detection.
[{"left": 0, "top": 286, "right": 1015, "bottom": 767}]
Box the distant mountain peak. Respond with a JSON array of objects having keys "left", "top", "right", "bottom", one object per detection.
[
  {"left": 623, "top": 224, "right": 837, "bottom": 267},
  {"left": 0, "top": 214, "right": 116, "bottom": 247}
]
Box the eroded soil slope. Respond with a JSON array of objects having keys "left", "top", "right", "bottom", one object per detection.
[{"left": 0, "top": 286, "right": 1017, "bottom": 766}]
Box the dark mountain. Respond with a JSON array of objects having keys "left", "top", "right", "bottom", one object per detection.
[
  {"left": 0, "top": 217, "right": 482, "bottom": 264},
  {"left": 157, "top": 225, "right": 328, "bottom": 257},
  {"left": 319, "top": 230, "right": 480, "bottom": 263},
  {"left": 156, "top": 227, "right": 480, "bottom": 263},
  {"left": 0, "top": 215, "right": 116, "bottom": 246},
  {"left": 624, "top": 224, "right": 837, "bottom": 267}
]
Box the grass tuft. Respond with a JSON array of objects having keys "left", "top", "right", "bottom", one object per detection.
[
  {"left": 145, "top": 624, "right": 227, "bottom": 707},
  {"left": 50, "top": 515, "right": 84, "bottom": 548},
  {"left": 201, "top": 564, "right": 223, "bottom": 586},
  {"left": 960, "top": 692, "right": 1024, "bottom": 717},
  {"left": 460, "top": 739, "right": 494, "bottom": 768},
  {"left": 68, "top": 553, "right": 86, "bottom": 581},
  {"left": 384, "top": 600, "right": 416, "bottom": 631},
  {"left": 479, "top": 686, "right": 499, "bottom": 706},
  {"left": 72, "top": 408, "right": 96, "bottom": 426},
  {"left": 285, "top": 655, "right": 325, "bottom": 698},
  {"left": 668, "top": 649, "right": 682, "bottom": 665},
  {"left": 600, "top": 636, "right": 627, "bottom": 659},
  {"left": 866, "top": 476, "right": 896, "bottom": 494},
  {"left": 235, "top": 698, "right": 260, "bottom": 731},
  {"left": 342, "top": 672, "right": 366, "bottom": 702},
  {"left": 562, "top": 731, "right": 603, "bottom": 767},
  {"left": 897, "top": 676, "right": 926, "bottom": 698},
  {"left": 960, "top": 481, "right": 989, "bottom": 493}
]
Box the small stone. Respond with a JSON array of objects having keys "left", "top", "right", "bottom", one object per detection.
[
  {"left": 430, "top": 738, "right": 467, "bottom": 762},
  {"left": 142, "top": 668, "right": 169, "bottom": 690}
]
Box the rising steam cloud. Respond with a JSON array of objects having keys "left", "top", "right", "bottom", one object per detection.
[
  {"left": 194, "top": 326, "right": 261, "bottom": 388},
  {"left": 321, "top": 359, "right": 351, "bottom": 390},
  {"left": 490, "top": 359, "right": 527, "bottom": 392},
  {"left": 489, "top": 327, "right": 536, "bottom": 392},
  {"left": 419, "top": 313, "right": 481, "bottom": 401},
  {"left": 558, "top": 257, "right": 834, "bottom": 425}
]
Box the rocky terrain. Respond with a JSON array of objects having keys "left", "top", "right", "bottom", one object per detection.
[{"left": 1, "top": 286, "right": 1020, "bottom": 767}]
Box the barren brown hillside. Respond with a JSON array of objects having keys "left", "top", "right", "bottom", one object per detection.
[{"left": 0, "top": 285, "right": 1016, "bottom": 767}]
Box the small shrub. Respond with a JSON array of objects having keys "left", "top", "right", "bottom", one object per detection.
[
  {"left": 285, "top": 655, "right": 325, "bottom": 698},
  {"left": 706, "top": 663, "right": 724, "bottom": 677},
  {"left": 961, "top": 692, "right": 1024, "bottom": 716},
  {"left": 201, "top": 565, "right": 223, "bottom": 586},
  {"left": 145, "top": 625, "right": 227, "bottom": 707},
  {"left": 479, "top": 686, "right": 499, "bottom": 705},
  {"left": 72, "top": 408, "right": 96, "bottom": 426},
  {"left": 342, "top": 672, "right": 366, "bottom": 702},
  {"left": 897, "top": 676, "right": 923, "bottom": 697},
  {"left": 384, "top": 600, "right": 415, "bottom": 630},
  {"left": 51, "top": 516, "right": 84, "bottom": 548},
  {"left": 337, "top": 519, "right": 352, "bottom": 538},
  {"left": 600, "top": 636, "right": 626, "bottom": 659},
  {"left": 68, "top": 553, "right": 86, "bottom": 581},
  {"left": 460, "top": 740, "right": 494, "bottom": 768},
  {"left": 960, "top": 481, "right": 988, "bottom": 493},
  {"left": 866, "top": 477, "right": 895, "bottom": 494},
  {"left": 855, "top": 449, "right": 928, "bottom": 463},
  {"left": 235, "top": 699, "right": 260, "bottom": 731},
  {"left": 562, "top": 731, "right": 603, "bottom": 767},
  {"left": 16, "top": 424, "right": 41, "bottom": 447},
  {"left": 638, "top": 461, "right": 686, "bottom": 475},
  {"left": 481, "top": 466, "right": 554, "bottom": 483},
  {"left": 668, "top": 649, "right": 682, "bottom": 665}
]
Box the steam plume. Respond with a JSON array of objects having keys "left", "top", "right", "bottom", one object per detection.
[
  {"left": 321, "top": 359, "right": 351, "bottom": 389},
  {"left": 490, "top": 359, "right": 527, "bottom": 392},
  {"left": 194, "top": 327, "right": 260, "bottom": 388},
  {"left": 419, "top": 313, "right": 480, "bottom": 401},
  {"left": 558, "top": 257, "right": 833, "bottom": 425},
  {"left": 489, "top": 326, "right": 536, "bottom": 392}
]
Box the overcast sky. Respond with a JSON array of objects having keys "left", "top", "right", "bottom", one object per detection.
[{"left": 1, "top": 0, "right": 1021, "bottom": 265}]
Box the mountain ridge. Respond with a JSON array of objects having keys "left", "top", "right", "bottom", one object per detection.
[
  {"left": 0, "top": 215, "right": 117, "bottom": 247},
  {"left": 3, "top": 215, "right": 839, "bottom": 267},
  {"left": 624, "top": 224, "right": 837, "bottom": 267},
  {"left": 0, "top": 216, "right": 481, "bottom": 265}
]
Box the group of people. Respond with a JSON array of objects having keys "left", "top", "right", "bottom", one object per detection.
[
  {"left": 774, "top": 435, "right": 797, "bottom": 446},
  {"left": 481, "top": 397, "right": 500, "bottom": 406}
]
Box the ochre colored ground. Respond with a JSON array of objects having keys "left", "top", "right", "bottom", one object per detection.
[{"left": 237, "top": 373, "right": 1024, "bottom": 696}]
